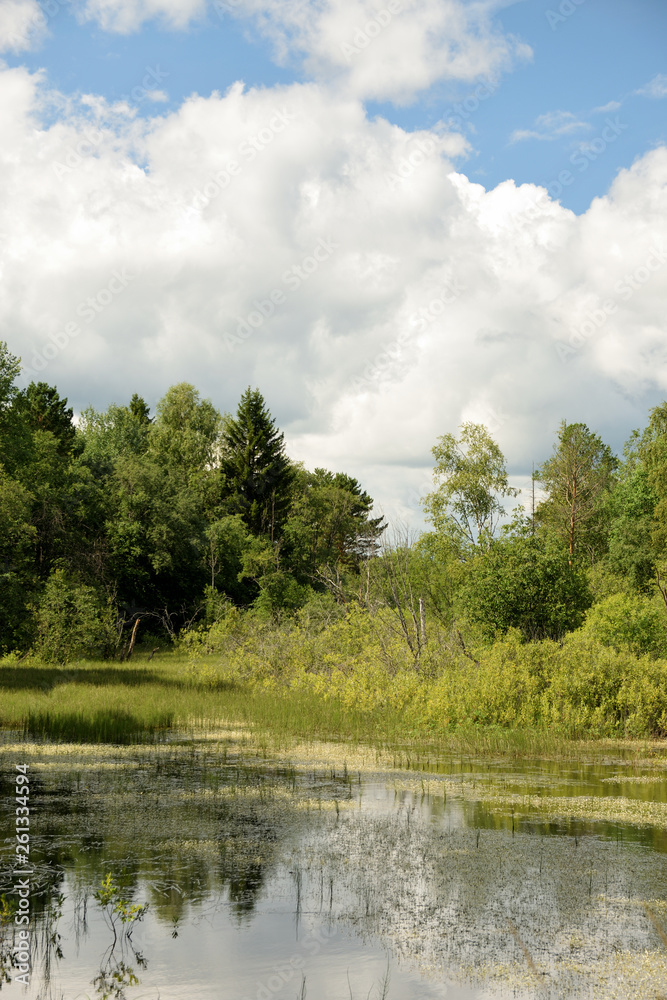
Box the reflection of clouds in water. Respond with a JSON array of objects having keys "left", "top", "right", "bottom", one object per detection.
[
  {"left": 294, "top": 807, "right": 667, "bottom": 998},
  {"left": 2, "top": 738, "right": 667, "bottom": 998}
]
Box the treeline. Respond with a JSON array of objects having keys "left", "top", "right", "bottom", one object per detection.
[
  {"left": 1, "top": 335, "right": 667, "bottom": 667},
  {"left": 0, "top": 342, "right": 384, "bottom": 656}
]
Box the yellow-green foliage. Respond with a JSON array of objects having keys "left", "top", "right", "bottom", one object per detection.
[
  {"left": 3, "top": 602, "right": 667, "bottom": 744},
  {"left": 178, "top": 606, "right": 667, "bottom": 739},
  {"left": 577, "top": 591, "right": 667, "bottom": 658}
]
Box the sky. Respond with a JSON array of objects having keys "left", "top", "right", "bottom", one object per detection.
[{"left": 1, "top": 0, "right": 666, "bottom": 529}]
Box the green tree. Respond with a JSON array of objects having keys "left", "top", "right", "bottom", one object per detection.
[
  {"left": 0, "top": 343, "right": 30, "bottom": 475},
  {"left": 535, "top": 421, "right": 617, "bottom": 565},
  {"left": 637, "top": 401, "right": 667, "bottom": 609},
  {"left": 456, "top": 534, "right": 592, "bottom": 642},
  {"left": 205, "top": 514, "right": 255, "bottom": 603},
  {"left": 106, "top": 453, "right": 208, "bottom": 609},
  {"left": 579, "top": 592, "right": 667, "bottom": 658},
  {"left": 421, "top": 423, "right": 518, "bottom": 551},
  {"left": 0, "top": 342, "right": 20, "bottom": 412},
  {"left": 0, "top": 466, "right": 37, "bottom": 652},
  {"left": 17, "top": 382, "right": 76, "bottom": 455},
  {"left": 79, "top": 402, "right": 151, "bottom": 476},
  {"left": 220, "top": 388, "right": 294, "bottom": 537},
  {"left": 129, "top": 394, "right": 151, "bottom": 424},
  {"left": 605, "top": 435, "right": 657, "bottom": 593},
  {"left": 150, "top": 383, "right": 221, "bottom": 478},
  {"left": 638, "top": 402, "right": 667, "bottom": 550},
  {"left": 283, "top": 467, "right": 385, "bottom": 588}
]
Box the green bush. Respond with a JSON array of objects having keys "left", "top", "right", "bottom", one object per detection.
[
  {"left": 33, "top": 570, "right": 118, "bottom": 663},
  {"left": 578, "top": 592, "right": 667, "bottom": 658},
  {"left": 456, "top": 535, "right": 592, "bottom": 642}
]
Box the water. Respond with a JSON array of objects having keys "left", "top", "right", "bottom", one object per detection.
[{"left": 2, "top": 728, "right": 667, "bottom": 999}]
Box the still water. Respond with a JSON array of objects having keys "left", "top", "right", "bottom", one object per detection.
[{"left": 2, "top": 728, "right": 667, "bottom": 999}]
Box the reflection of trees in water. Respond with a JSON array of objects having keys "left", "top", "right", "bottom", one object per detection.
[{"left": 0, "top": 745, "right": 325, "bottom": 994}]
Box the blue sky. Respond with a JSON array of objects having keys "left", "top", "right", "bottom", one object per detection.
[
  {"left": 7, "top": 0, "right": 667, "bottom": 213},
  {"left": 1, "top": 0, "right": 666, "bottom": 525}
]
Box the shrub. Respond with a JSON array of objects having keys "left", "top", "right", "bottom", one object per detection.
[
  {"left": 33, "top": 570, "right": 118, "bottom": 663},
  {"left": 578, "top": 592, "right": 667, "bottom": 658}
]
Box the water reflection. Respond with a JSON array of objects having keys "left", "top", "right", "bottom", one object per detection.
[{"left": 0, "top": 734, "right": 667, "bottom": 998}]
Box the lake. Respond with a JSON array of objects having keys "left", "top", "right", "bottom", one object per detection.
[{"left": 2, "top": 726, "right": 667, "bottom": 999}]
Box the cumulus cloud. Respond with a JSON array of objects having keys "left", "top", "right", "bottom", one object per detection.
[
  {"left": 228, "top": 0, "right": 532, "bottom": 103},
  {"left": 1, "top": 67, "right": 666, "bottom": 527},
  {"left": 0, "top": 0, "right": 46, "bottom": 53},
  {"left": 68, "top": 0, "right": 532, "bottom": 103}
]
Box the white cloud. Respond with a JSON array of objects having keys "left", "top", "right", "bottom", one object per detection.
[
  {"left": 593, "top": 100, "right": 621, "bottom": 114},
  {"left": 230, "top": 0, "right": 532, "bottom": 103},
  {"left": 1, "top": 68, "right": 666, "bottom": 529},
  {"left": 79, "top": 0, "right": 207, "bottom": 33},
  {"left": 510, "top": 109, "right": 590, "bottom": 143},
  {"left": 636, "top": 74, "right": 667, "bottom": 99},
  {"left": 0, "top": 0, "right": 46, "bottom": 53},
  {"left": 70, "top": 0, "right": 531, "bottom": 103}
]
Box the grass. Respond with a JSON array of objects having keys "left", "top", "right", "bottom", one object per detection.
[{"left": 1, "top": 644, "right": 665, "bottom": 761}]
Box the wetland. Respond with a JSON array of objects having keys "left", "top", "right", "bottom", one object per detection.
[{"left": 2, "top": 727, "right": 667, "bottom": 999}]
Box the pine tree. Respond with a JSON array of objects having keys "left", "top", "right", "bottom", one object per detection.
[
  {"left": 129, "top": 394, "right": 151, "bottom": 424},
  {"left": 535, "top": 421, "right": 617, "bottom": 565},
  {"left": 19, "top": 382, "right": 76, "bottom": 454},
  {"left": 220, "top": 388, "right": 294, "bottom": 537}
]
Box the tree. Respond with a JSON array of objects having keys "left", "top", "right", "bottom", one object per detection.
[
  {"left": 421, "top": 423, "right": 518, "bottom": 551},
  {"left": 535, "top": 421, "right": 617, "bottom": 565},
  {"left": 150, "top": 383, "right": 221, "bottom": 477},
  {"left": 129, "top": 394, "right": 151, "bottom": 424},
  {"left": 0, "top": 342, "right": 20, "bottom": 411},
  {"left": 0, "top": 342, "right": 30, "bottom": 475},
  {"left": 220, "top": 388, "right": 294, "bottom": 538},
  {"left": 79, "top": 402, "right": 151, "bottom": 476},
  {"left": 639, "top": 401, "right": 667, "bottom": 553},
  {"left": 605, "top": 437, "right": 657, "bottom": 593},
  {"left": 17, "top": 382, "right": 76, "bottom": 454},
  {"left": 283, "top": 467, "right": 385, "bottom": 587},
  {"left": 0, "top": 466, "right": 36, "bottom": 652},
  {"left": 637, "top": 401, "right": 667, "bottom": 609},
  {"left": 456, "top": 534, "right": 592, "bottom": 642}
]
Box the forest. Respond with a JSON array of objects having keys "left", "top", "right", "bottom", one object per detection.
[{"left": 2, "top": 338, "right": 667, "bottom": 738}]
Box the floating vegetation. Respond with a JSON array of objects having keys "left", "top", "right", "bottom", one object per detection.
[{"left": 1, "top": 732, "right": 667, "bottom": 998}]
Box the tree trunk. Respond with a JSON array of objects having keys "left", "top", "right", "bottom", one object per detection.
[
  {"left": 419, "top": 596, "right": 427, "bottom": 648},
  {"left": 124, "top": 618, "right": 141, "bottom": 662}
]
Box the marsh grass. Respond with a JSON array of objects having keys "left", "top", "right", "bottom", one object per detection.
[
  {"left": 23, "top": 709, "right": 174, "bottom": 744},
  {"left": 2, "top": 634, "right": 667, "bottom": 758},
  {"left": 0, "top": 648, "right": 588, "bottom": 754}
]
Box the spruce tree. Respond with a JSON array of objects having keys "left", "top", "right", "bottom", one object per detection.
[{"left": 220, "top": 388, "right": 294, "bottom": 537}]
